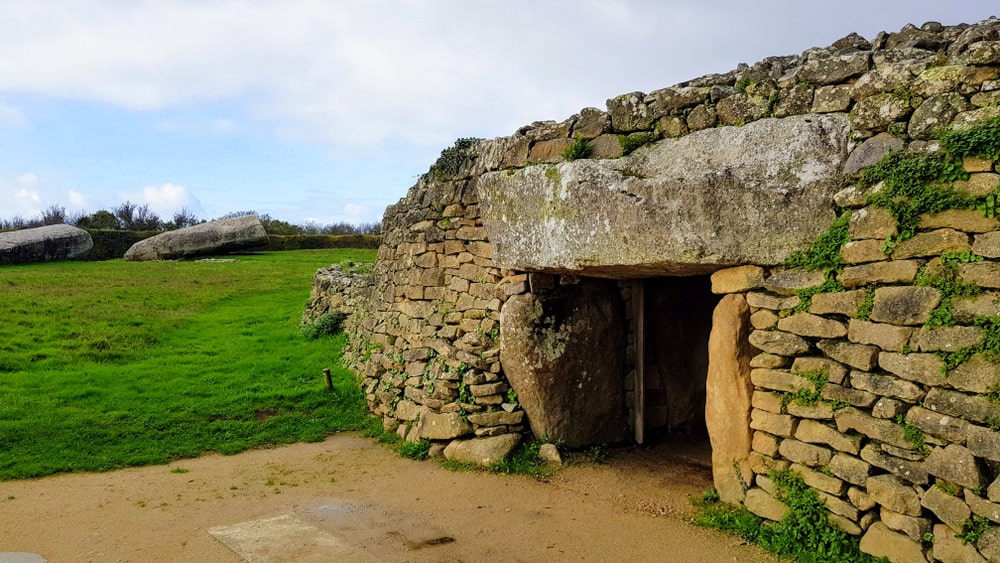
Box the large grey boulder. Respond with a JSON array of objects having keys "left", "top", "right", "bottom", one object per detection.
[
  {"left": 477, "top": 114, "right": 851, "bottom": 277},
  {"left": 124, "top": 215, "right": 268, "bottom": 261},
  {"left": 499, "top": 279, "right": 628, "bottom": 448},
  {"left": 0, "top": 224, "right": 93, "bottom": 265}
]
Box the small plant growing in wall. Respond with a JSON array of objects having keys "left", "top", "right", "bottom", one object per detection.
[{"left": 562, "top": 136, "right": 593, "bottom": 161}]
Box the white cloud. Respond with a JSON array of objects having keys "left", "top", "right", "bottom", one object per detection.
[
  {"left": 342, "top": 203, "right": 366, "bottom": 218},
  {"left": 127, "top": 182, "right": 204, "bottom": 218},
  {"left": 0, "top": 1, "right": 995, "bottom": 154},
  {"left": 16, "top": 172, "right": 37, "bottom": 186},
  {"left": 67, "top": 189, "right": 88, "bottom": 208}
]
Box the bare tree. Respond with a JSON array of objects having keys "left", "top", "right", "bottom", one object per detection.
[{"left": 40, "top": 205, "right": 67, "bottom": 225}]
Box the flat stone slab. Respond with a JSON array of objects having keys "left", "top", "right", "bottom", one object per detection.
[
  {"left": 477, "top": 114, "right": 850, "bottom": 277},
  {"left": 209, "top": 500, "right": 459, "bottom": 562}
]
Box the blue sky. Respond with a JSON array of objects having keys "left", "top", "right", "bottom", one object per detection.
[{"left": 0, "top": 1, "right": 997, "bottom": 226}]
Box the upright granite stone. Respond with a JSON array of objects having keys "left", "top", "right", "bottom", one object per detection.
[
  {"left": 124, "top": 215, "right": 268, "bottom": 261},
  {"left": 706, "top": 294, "right": 755, "bottom": 503},
  {"left": 0, "top": 224, "right": 93, "bottom": 265},
  {"left": 477, "top": 114, "right": 851, "bottom": 277},
  {"left": 499, "top": 279, "right": 627, "bottom": 448}
]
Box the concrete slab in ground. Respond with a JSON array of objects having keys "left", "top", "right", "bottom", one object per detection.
[
  {"left": 0, "top": 554, "right": 46, "bottom": 563},
  {"left": 209, "top": 499, "right": 459, "bottom": 562}
]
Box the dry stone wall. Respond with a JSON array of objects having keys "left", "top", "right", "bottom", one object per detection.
[{"left": 317, "top": 15, "right": 1000, "bottom": 562}]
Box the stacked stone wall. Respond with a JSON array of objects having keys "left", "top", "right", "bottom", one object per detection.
[
  {"left": 317, "top": 15, "right": 1000, "bottom": 561},
  {"left": 710, "top": 159, "right": 1000, "bottom": 561}
]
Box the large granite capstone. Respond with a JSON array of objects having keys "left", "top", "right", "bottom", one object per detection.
[
  {"left": 124, "top": 215, "right": 268, "bottom": 261},
  {"left": 0, "top": 224, "right": 93, "bottom": 265},
  {"left": 477, "top": 114, "right": 850, "bottom": 277}
]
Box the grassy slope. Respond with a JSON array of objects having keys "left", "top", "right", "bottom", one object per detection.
[{"left": 0, "top": 249, "right": 375, "bottom": 480}]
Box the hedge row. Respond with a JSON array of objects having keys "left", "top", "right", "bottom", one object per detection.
[{"left": 83, "top": 230, "right": 381, "bottom": 260}]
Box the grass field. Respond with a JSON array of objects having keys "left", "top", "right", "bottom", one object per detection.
[{"left": 0, "top": 249, "right": 376, "bottom": 481}]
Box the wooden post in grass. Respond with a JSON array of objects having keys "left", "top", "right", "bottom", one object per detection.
[{"left": 323, "top": 368, "right": 333, "bottom": 390}]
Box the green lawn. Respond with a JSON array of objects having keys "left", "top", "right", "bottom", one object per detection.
[{"left": 0, "top": 249, "right": 376, "bottom": 480}]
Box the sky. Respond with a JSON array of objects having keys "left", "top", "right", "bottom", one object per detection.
[{"left": 0, "top": 1, "right": 997, "bottom": 227}]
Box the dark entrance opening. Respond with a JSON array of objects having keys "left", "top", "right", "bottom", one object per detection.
[{"left": 636, "top": 275, "right": 721, "bottom": 452}]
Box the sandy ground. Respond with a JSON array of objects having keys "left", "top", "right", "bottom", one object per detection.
[{"left": 0, "top": 433, "right": 776, "bottom": 562}]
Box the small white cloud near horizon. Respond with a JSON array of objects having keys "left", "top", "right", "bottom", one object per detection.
[
  {"left": 67, "top": 189, "right": 87, "bottom": 208},
  {"left": 127, "top": 182, "right": 205, "bottom": 218}
]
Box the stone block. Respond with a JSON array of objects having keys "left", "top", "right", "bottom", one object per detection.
[
  {"left": 848, "top": 319, "right": 915, "bottom": 353},
  {"left": 870, "top": 286, "right": 943, "bottom": 326},
  {"left": 796, "top": 419, "right": 862, "bottom": 453},
  {"left": 922, "top": 486, "right": 971, "bottom": 533},
  {"left": 786, "top": 402, "right": 834, "bottom": 419},
  {"left": 466, "top": 411, "right": 524, "bottom": 427},
  {"left": 849, "top": 207, "right": 898, "bottom": 240},
  {"left": 764, "top": 269, "right": 828, "bottom": 296},
  {"left": 818, "top": 339, "right": 879, "bottom": 371},
  {"left": 810, "top": 289, "right": 867, "bottom": 316},
  {"left": 908, "top": 92, "right": 970, "bottom": 140},
  {"left": 849, "top": 486, "right": 878, "bottom": 511},
  {"left": 443, "top": 434, "right": 521, "bottom": 466},
  {"left": 966, "top": 490, "right": 1000, "bottom": 524},
  {"left": 829, "top": 453, "right": 870, "bottom": 486},
  {"left": 952, "top": 292, "right": 1000, "bottom": 324},
  {"left": 839, "top": 260, "right": 920, "bottom": 288},
  {"left": 930, "top": 523, "right": 986, "bottom": 563},
  {"left": 416, "top": 411, "right": 473, "bottom": 440},
  {"left": 792, "top": 356, "right": 848, "bottom": 385},
  {"left": 710, "top": 265, "right": 765, "bottom": 294},
  {"left": 906, "top": 406, "right": 969, "bottom": 443},
  {"left": 850, "top": 370, "right": 925, "bottom": 402},
  {"left": 752, "top": 390, "right": 783, "bottom": 414},
  {"left": 861, "top": 444, "right": 930, "bottom": 485},
  {"left": 746, "top": 292, "right": 801, "bottom": 310},
  {"left": 828, "top": 513, "right": 863, "bottom": 536},
  {"left": 750, "top": 409, "right": 797, "bottom": 437},
  {"left": 873, "top": 398, "right": 908, "bottom": 419},
  {"left": 836, "top": 407, "right": 912, "bottom": 449},
  {"left": 978, "top": 526, "right": 1000, "bottom": 562},
  {"left": 926, "top": 389, "right": 1000, "bottom": 424},
  {"left": 879, "top": 352, "right": 947, "bottom": 387},
  {"left": 791, "top": 463, "right": 847, "bottom": 497},
  {"left": 749, "top": 330, "right": 811, "bottom": 356},
  {"left": 964, "top": 156, "right": 996, "bottom": 173},
  {"left": 812, "top": 84, "right": 852, "bottom": 113},
  {"left": 751, "top": 368, "right": 814, "bottom": 393},
  {"left": 750, "top": 309, "right": 779, "bottom": 330},
  {"left": 892, "top": 228, "right": 971, "bottom": 259},
  {"left": 920, "top": 209, "right": 1000, "bottom": 233},
  {"left": 915, "top": 326, "right": 984, "bottom": 353},
  {"left": 867, "top": 474, "right": 922, "bottom": 516},
  {"left": 778, "top": 438, "right": 832, "bottom": 467},
  {"left": 859, "top": 522, "right": 927, "bottom": 563},
  {"left": 967, "top": 425, "right": 1000, "bottom": 462},
  {"left": 880, "top": 507, "right": 931, "bottom": 542},
  {"left": 821, "top": 383, "right": 878, "bottom": 408},
  {"left": 752, "top": 431, "right": 780, "bottom": 457},
  {"left": 844, "top": 133, "right": 905, "bottom": 177},
  {"left": 960, "top": 262, "right": 1000, "bottom": 289},
  {"left": 926, "top": 444, "right": 983, "bottom": 490},
  {"left": 587, "top": 134, "right": 624, "bottom": 159},
  {"left": 953, "top": 173, "right": 1000, "bottom": 198},
  {"left": 949, "top": 355, "right": 1000, "bottom": 394},
  {"left": 841, "top": 239, "right": 889, "bottom": 264},
  {"left": 777, "top": 312, "right": 847, "bottom": 339},
  {"left": 750, "top": 353, "right": 790, "bottom": 369},
  {"left": 744, "top": 488, "right": 788, "bottom": 522},
  {"left": 974, "top": 232, "right": 1000, "bottom": 258}
]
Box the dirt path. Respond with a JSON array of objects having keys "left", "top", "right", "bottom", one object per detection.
[{"left": 0, "top": 434, "right": 775, "bottom": 562}]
